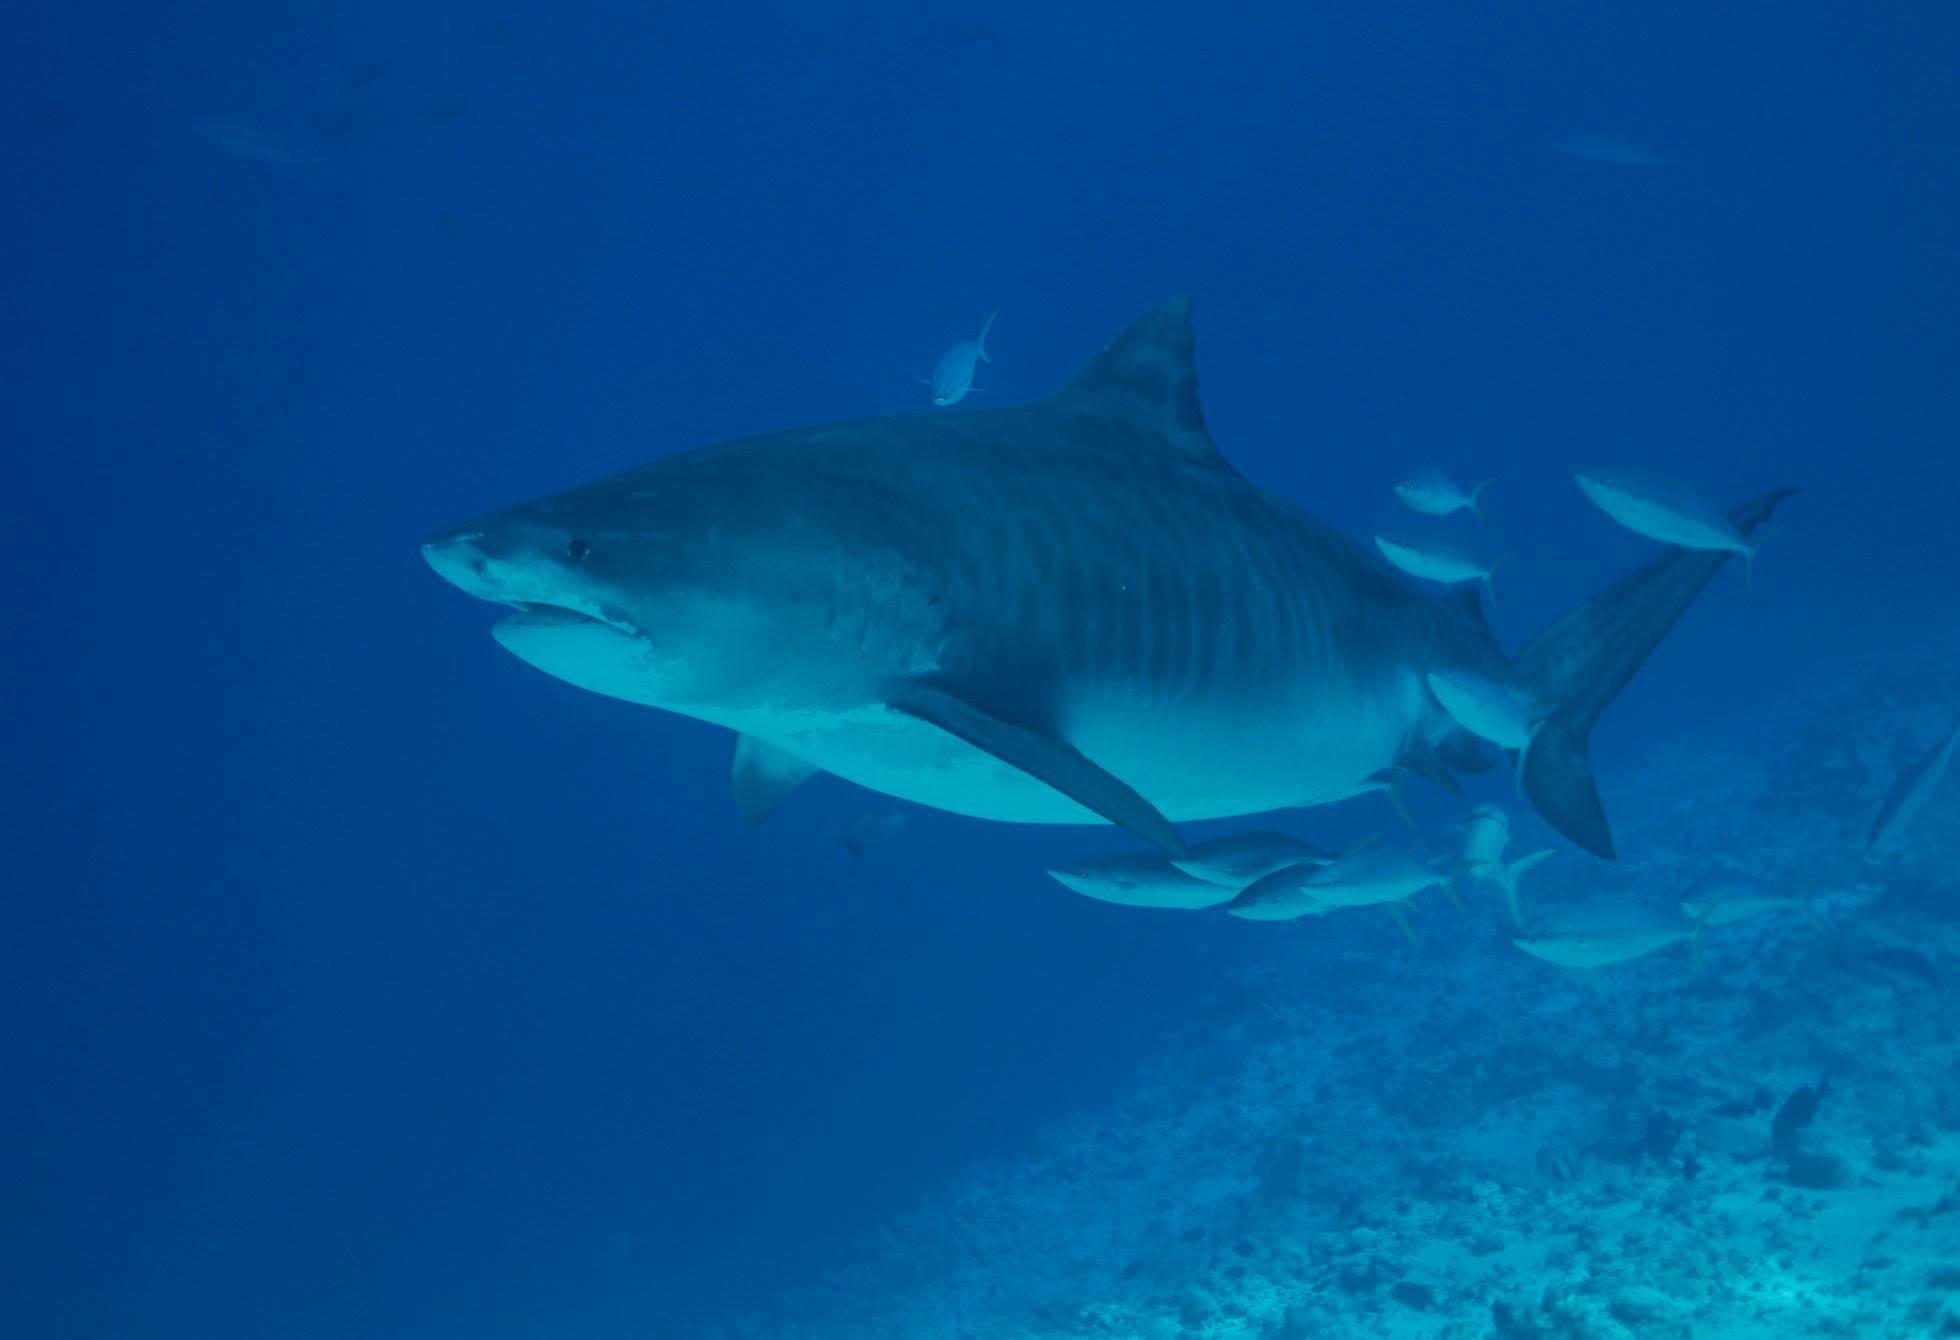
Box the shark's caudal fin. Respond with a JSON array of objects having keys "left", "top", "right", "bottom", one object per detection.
[{"left": 1513, "top": 488, "right": 1796, "bottom": 858}]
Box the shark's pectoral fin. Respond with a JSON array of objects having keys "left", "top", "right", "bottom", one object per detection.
[
  {"left": 889, "top": 683, "right": 1185, "bottom": 857},
  {"left": 730, "top": 734, "right": 818, "bottom": 824}
]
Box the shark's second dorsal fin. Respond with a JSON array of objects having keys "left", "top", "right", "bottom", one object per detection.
[{"left": 1049, "top": 297, "right": 1235, "bottom": 473}]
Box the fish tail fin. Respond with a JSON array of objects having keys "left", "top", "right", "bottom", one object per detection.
[
  {"left": 1512, "top": 488, "right": 1797, "bottom": 858},
  {"left": 1482, "top": 555, "right": 1505, "bottom": 609},
  {"left": 1440, "top": 870, "right": 1467, "bottom": 913},
  {"left": 1686, "top": 882, "right": 1726, "bottom": 972},
  {"left": 1388, "top": 902, "right": 1419, "bottom": 946},
  {"left": 1501, "top": 849, "right": 1556, "bottom": 927},
  {"left": 978, "top": 309, "right": 998, "bottom": 360},
  {"left": 1470, "top": 478, "right": 1493, "bottom": 522},
  {"left": 1677, "top": 877, "right": 1724, "bottom": 971},
  {"left": 1366, "top": 769, "right": 1419, "bottom": 831},
  {"left": 1509, "top": 849, "right": 1557, "bottom": 882}
]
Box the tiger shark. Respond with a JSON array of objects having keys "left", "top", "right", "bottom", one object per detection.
[{"left": 423, "top": 300, "right": 1790, "bottom": 860}]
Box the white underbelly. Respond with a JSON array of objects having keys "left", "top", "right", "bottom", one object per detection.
[
  {"left": 705, "top": 675, "right": 1418, "bottom": 827},
  {"left": 1065, "top": 681, "right": 1415, "bottom": 821}
]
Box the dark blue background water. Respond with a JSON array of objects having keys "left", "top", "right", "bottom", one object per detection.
[{"left": 8, "top": 2, "right": 1956, "bottom": 1334}]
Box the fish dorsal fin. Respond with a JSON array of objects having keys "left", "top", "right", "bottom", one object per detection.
[{"left": 1048, "top": 297, "right": 1234, "bottom": 473}]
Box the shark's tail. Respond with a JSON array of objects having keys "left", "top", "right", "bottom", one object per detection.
[{"left": 1512, "top": 488, "right": 1796, "bottom": 858}]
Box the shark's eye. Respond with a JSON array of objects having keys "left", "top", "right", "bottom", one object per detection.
[{"left": 566, "top": 539, "right": 591, "bottom": 564}]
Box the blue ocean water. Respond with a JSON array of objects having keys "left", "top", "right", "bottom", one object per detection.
[{"left": 7, "top": 2, "right": 1958, "bottom": 1337}]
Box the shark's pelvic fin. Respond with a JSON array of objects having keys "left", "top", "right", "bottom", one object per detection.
[
  {"left": 1396, "top": 739, "right": 1466, "bottom": 797},
  {"left": 1045, "top": 297, "right": 1237, "bottom": 474},
  {"left": 889, "top": 682, "right": 1186, "bottom": 857},
  {"left": 1436, "top": 730, "right": 1493, "bottom": 775},
  {"left": 730, "top": 734, "right": 818, "bottom": 824},
  {"left": 1514, "top": 488, "right": 1796, "bottom": 859}
]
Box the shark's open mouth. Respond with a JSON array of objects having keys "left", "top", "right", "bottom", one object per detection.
[
  {"left": 500, "top": 601, "right": 639, "bottom": 638},
  {"left": 505, "top": 601, "right": 596, "bottom": 625}
]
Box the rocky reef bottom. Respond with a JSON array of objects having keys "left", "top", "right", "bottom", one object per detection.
[{"left": 719, "top": 643, "right": 1960, "bottom": 1340}]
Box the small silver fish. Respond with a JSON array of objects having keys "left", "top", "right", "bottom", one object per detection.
[
  {"left": 1047, "top": 850, "right": 1233, "bottom": 909},
  {"left": 926, "top": 310, "right": 997, "bottom": 407},
  {"left": 1394, "top": 470, "right": 1490, "bottom": 521},
  {"left": 1224, "top": 863, "right": 1334, "bottom": 921},
  {"left": 1172, "top": 830, "right": 1337, "bottom": 889},
  {"left": 1678, "top": 871, "right": 1816, "bottom": 927},
  {"left": 1458, "top": 806, "right": 1552, "bottom": 927},
  {"left": 1513, "top": 896, "right": 1700, "bottom": 968},
  {"left": 1575, "top": 470, "right": 1769, "bottom": 586},
  {"left": 1294, "top": 847, "right": 1453, "bottom": 910},
  {"left": 1865, "top": 709, "right": 1960, "bottom": 855},
  {"left": 1374, "top": 533, "right": 1501, "bottom": 603},
  {"left": 1427, "top": 668, "right": 1537, "bottom": 752}
]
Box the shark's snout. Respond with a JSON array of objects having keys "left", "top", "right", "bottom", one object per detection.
[
  {"left": 422, "top": 530, "right": 492, "bottom": 597},
  {"left": 420, "top": 520, "right": 642, "bottom": 642}
]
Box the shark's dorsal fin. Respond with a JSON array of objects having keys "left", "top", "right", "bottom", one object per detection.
[{"left": 1048, "top": 297, "right": 1235, "bottom": 473}]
